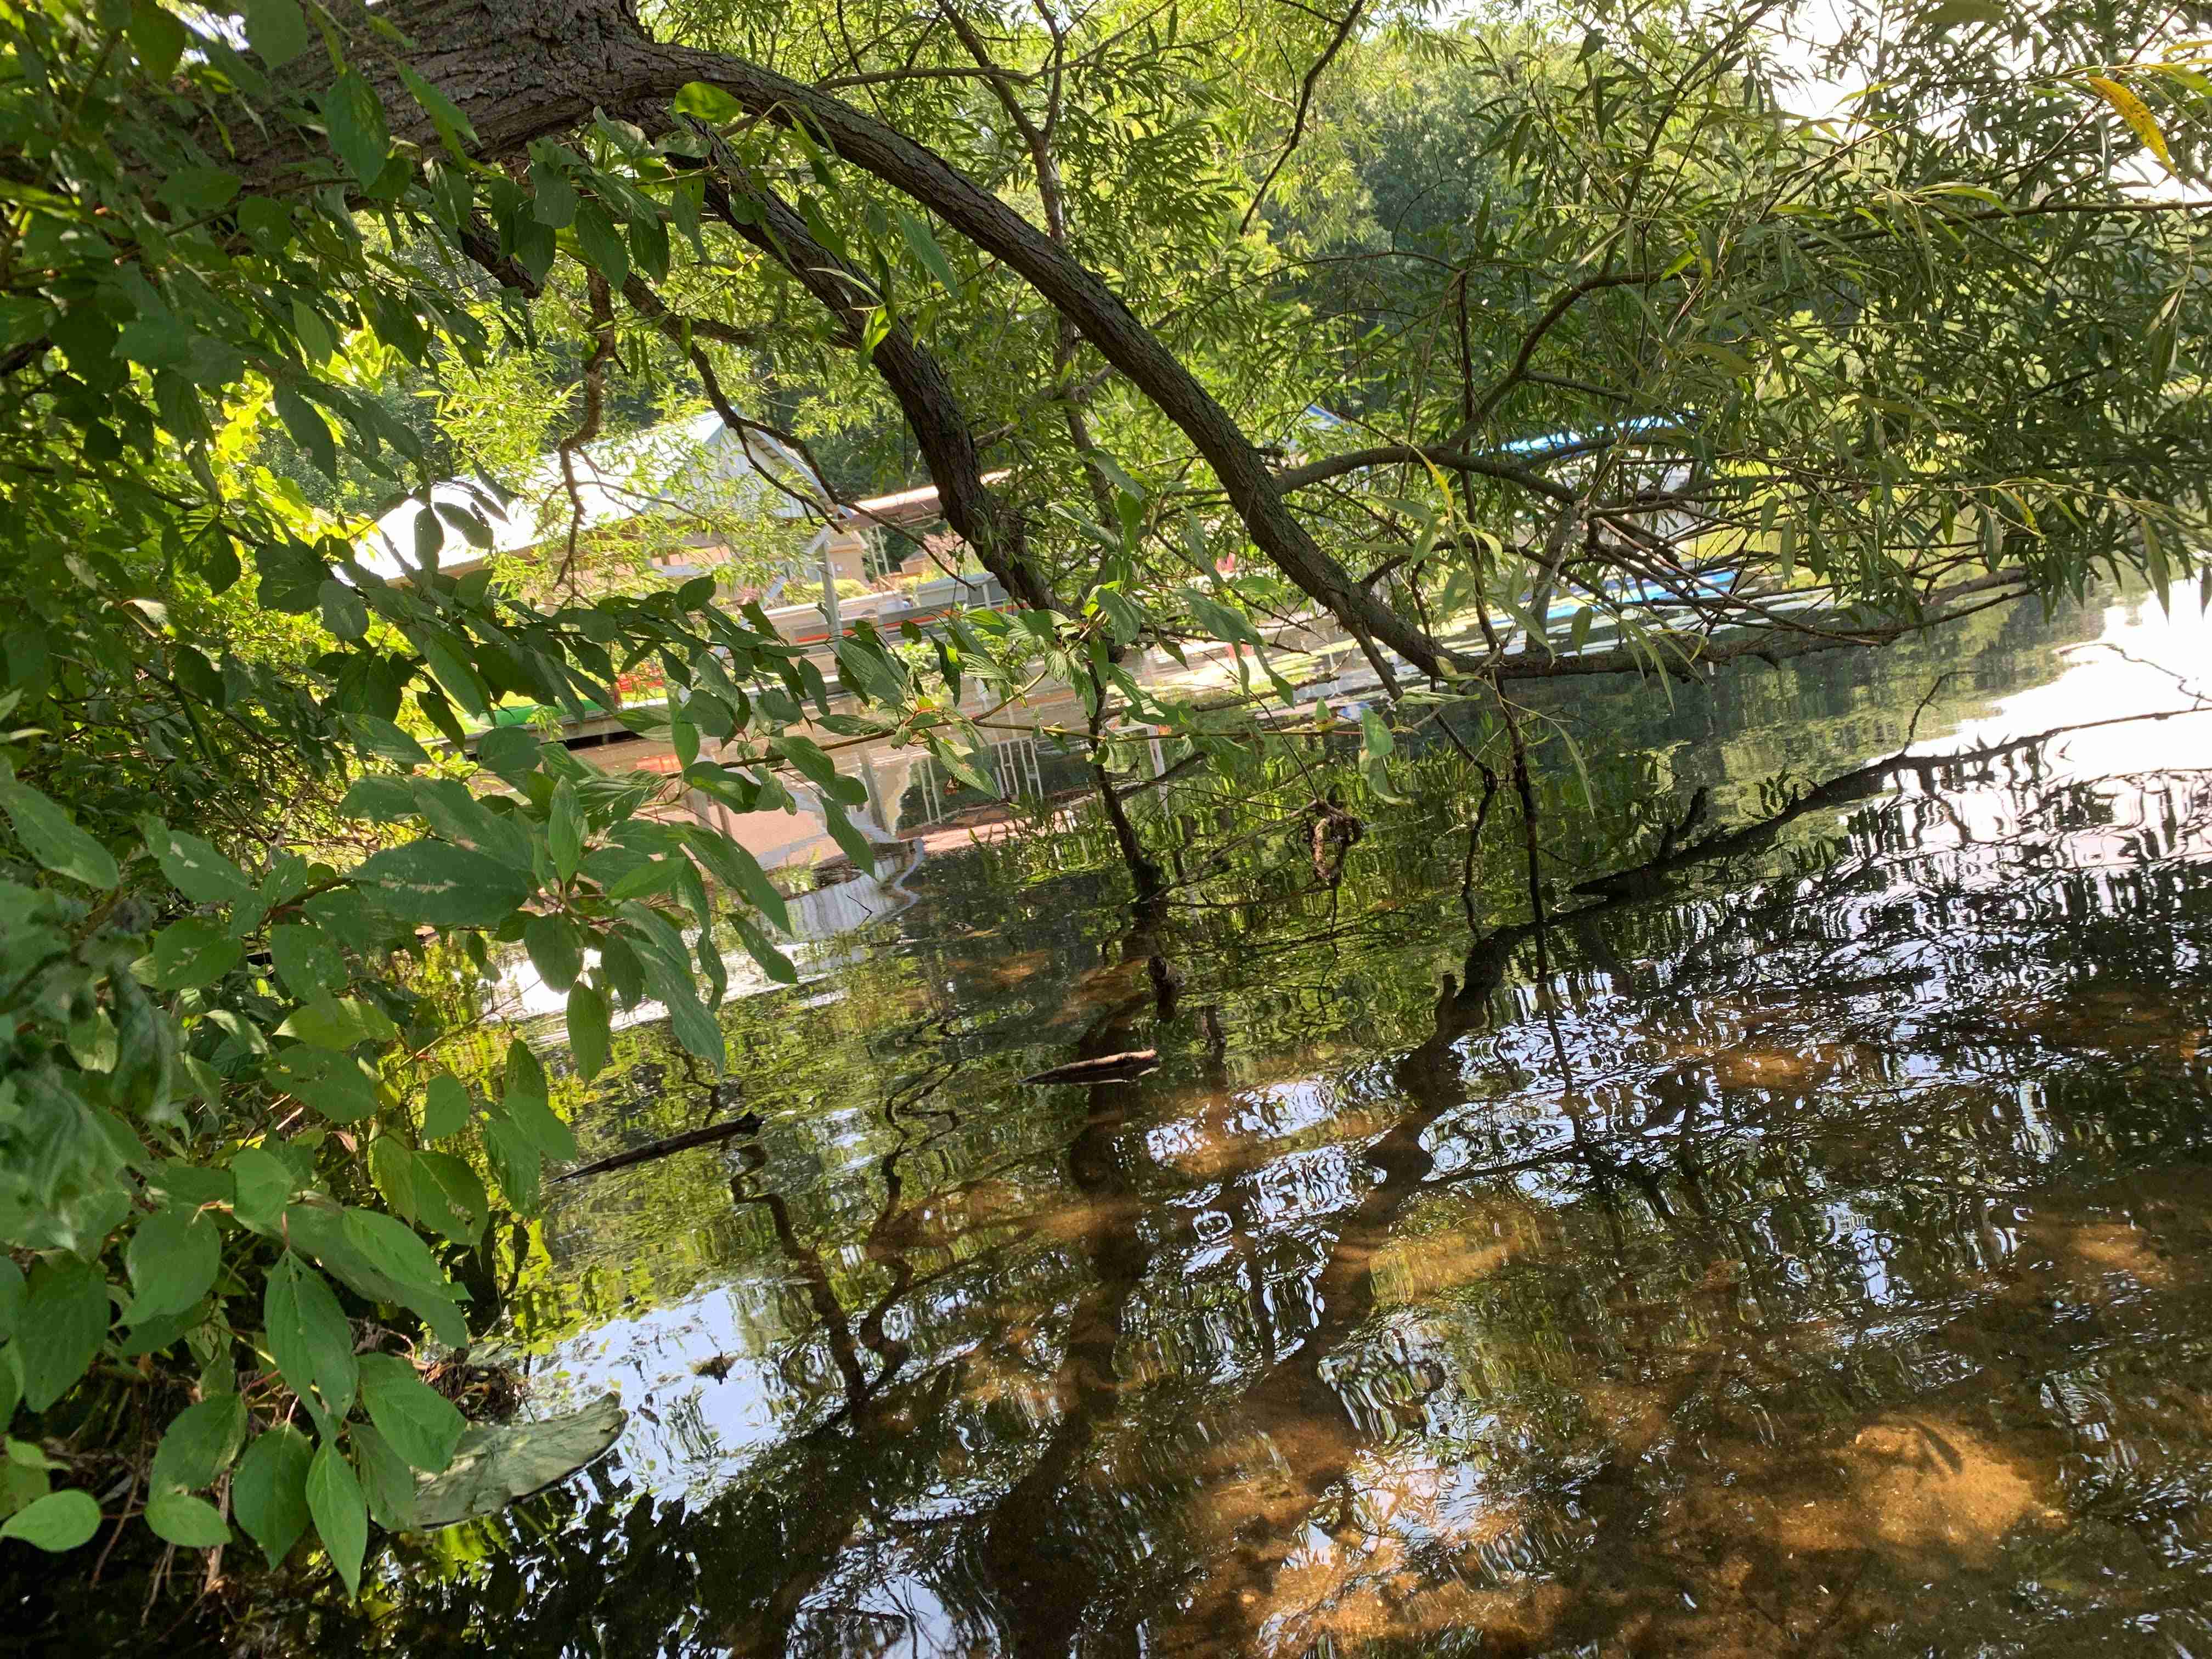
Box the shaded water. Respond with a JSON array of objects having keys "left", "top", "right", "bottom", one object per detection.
[{"left": 327, "top": 589, "right": 2212, "bottom": 1657}]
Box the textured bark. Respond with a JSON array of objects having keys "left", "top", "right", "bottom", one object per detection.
[
  {"left": 692, "top": 173, "right": 1062, "bottom": 614},
  {"left": 310, "top": 0, "right": 1463, "bottom": 674}
]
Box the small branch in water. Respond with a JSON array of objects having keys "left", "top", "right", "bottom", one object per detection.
[
  {"left": 550, "top": 1113, "right": 763, "bottom": 1183},
  {"left": 1019, "top": 1049, "right": 1159, "bottom": 1086}
]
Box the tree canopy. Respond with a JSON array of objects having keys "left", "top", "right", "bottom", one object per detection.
[{"left": 0, "top": 0, "right": 2205, "bottom": 1611}]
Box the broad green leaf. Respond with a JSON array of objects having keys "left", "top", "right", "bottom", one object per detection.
[
  {"left": 321, "top": 72, "right": 392, "bottom": 183},
  {"left": 266, "top": 1046, "right": 380, "bottom": 1124},
  {"left": 229, "top": 1147, "right": 295, "bottom": 1234},
  {"left": 410, "top": 1150, "right": 489, "bottom": 1246},
  {"left": 731, "top": 913, "right": 798, "bottom": 986},
  {"left": 232, "top": 1425, "right": 312, "bottom": 1567},
  {"left": 146, "top": 822, "right": 254, "bottom": 905},
  {"left": 0, "top": 1489, "right": 101, "bottom": 1552},
  {"left": 355, "top": 840, "right": 531, "bottom": 927},
  {"left": 0, "top": 780, "right": 117, "bottom": 890},
  {"left": 129, "top": 1, "right": 188, "bottom": 81},
  {"left": 572, "top": 200, "right": 630, "bottom": 287},
  {"left": 528, "top": 151, "right": 579, "bottom": 227},
  {"left": 482, "top": 1116, "right": 541, "bottom": 1215},
  {"left": 346, "top": 714, "right": 430, "bottom": 769},
  {"left": 268, "top": 923, "right": 346, "bottom": 998},
  {"left": 18, "top": 1260, "right": 109, "bottom": 1413},
  {"left": 420, "top": 1074, "right": 473, "bottom": 1140},
  {"left": 405, "top": 1395, "right": 625, "bottom": 1531},
  {"left": 239, "top": 0, "right": 309, "bottom": 66},
  {"left": 262, "top": 1256, "right": 357, "bottom": 1425},
  {"left": 523, "top": 913, "right": 582, "bottom": 991},
  {"left": 139, "top": 917, "right": 241, "bottom": 990},
  {"left": 349, "top": 1418, "right": 417, "bottom": 1530},
  {"left": 548, "top": 782, "right": 584, "bottom": 882},
  {"left": 368, "top": 1136, "right": 418, "bottom": 1224},
  {"left": 125, "top": 1207, "right": 219, "bottom": 1322},
  {"left": 145, "top": 1490, "right": 231, "bottom": 1548},
  {"left": 275, "top": 994, "right": 399, "bottom": 1051},
  {"left": 150, "top": 1394, "right": 247, "bottom": 1493},
  {"left": 566, "top": 980, "right": 611, "bottom": 1081},
  {"left": 681, "top": 827, "right": 790, "bottom": 933},
  {"left": 358, "top": 1353, "right": 465, "bottom": 1473},
  {"left": 306, "top": 1443, "right": 367, "bottom": 1598}
]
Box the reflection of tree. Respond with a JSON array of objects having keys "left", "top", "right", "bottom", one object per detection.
[{"left": 297, "top": 590, "right": 2212, "bottom": 1656}]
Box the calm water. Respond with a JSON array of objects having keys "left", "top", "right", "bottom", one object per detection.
[{"left": 320, "top": 588, "right": 2212, "bottom": 1657}]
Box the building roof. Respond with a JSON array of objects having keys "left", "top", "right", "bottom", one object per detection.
[{"left": 352, "top": 409, "right": 824, "bottom": 581}]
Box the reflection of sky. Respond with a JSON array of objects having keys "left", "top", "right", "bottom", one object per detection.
[
  {"left": 1936, "top": 589, "right": 2212, "bottom": 782},
  {"left": 527, "top": 1284, "right": 823, "bottom": 1505},
  {"left": 466, "top": 586, "right": 2212, "bottom": 1652}
]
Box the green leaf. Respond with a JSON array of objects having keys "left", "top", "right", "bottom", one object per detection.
[
  {"left": 146, "top": 822, "right": 254, "bottom": 905},
  {"left": 319, "top": 581, "right": 370, "bottom": 642},
  {"left": 680, "top": 827, "right": 789, "bottom": 933},
  {"left": 18, "top": 1260, "right": 109, "bottom": 1413},
  {"left": 0, "top": 1489, "right": 101, "bottom": 1552},
  {"left": 821, "top": 799, "right": 878, "bottom": 874},
  {"left": 274, "top": 386, "right": 336, "bottom": 478},
  {"left": 358, "top": 1354, "right": 465, "bottom": 1473},
  {"left": 262, "top": 1256, "right": 357, "bottom": 1425},
  {"left": 139, "top": 917, "right": 241, "bottom": 990},
  {"left": 229, "top": 1147, "right": 295, "bottom": 1234},
  {"left": 420, "top": 1074, "right": 472, "bottom": 1141},
  {"left": 150, "top": 1394, "right": 249, "bottom": 1495},
  {"left": 405, "top": 1395, "right": 625, "bottom": 1531},
  {"left": 523, "top": 914, "right": 582, "bottom": 992},
  {"left": 529, "top": 151, "right": 579, "bottom": 228},
  {"left": 895, "top": 208, "right": 962, "bottom": 292},
  {"left": 354, "top": 840, "right": 532, "bottom": 927},
  {"left": 482, "top": 1116, "right": 541, "bottom": 1215},
  {"left": 321, "top": 72, "right": 392, "bottom": 184},
  {"left": 410, "top": 1151, "right": 488, "bottom": 1246},
  {"left": 347, "top": 714, "right": 430, "bottom": 769},
  {"left": 337, "top": 1211, "right": 467, "bottom": 1346},
  {"left": 306, "top": 1442, "right": 367, "bottom": 1598},
  {"left": 566, "top": 979, "right": 611, "bottom": 1081},
  {"left": 239, "top": 0, "right": 309, "bottom": 67},
  {"left": 125, "top": 1207, "right": 219, "bottom": 1323},
  {"left": 268, "top": 923, "right": 347, "bottom": 998},
  {"left": 266, "top": 1046, "right": 380, "bottom": 1124},
  {"left": 129, "top": 1, "right": 188, "bottom": 80},
  {"left": 731, "top": 912, "right": 797, "bottom": 986},
  {"left": 368, "top": 1136, "right": 419, "bottom": 1224},
  {"left": 547, "top": 782, "right": 584, "bottom": 882},
  {"left": 275, "top": 994, "right": 399, "bottom": 1051},
  {"left": 232, "top": 1426, "right": 312, "bottom": 1567},
  {"left": 145, "top": 1489, "right": 230, "bottom": 1548},
  {"left": 157, "top": 167, "right": 241, "bottom": 215},
  {"left": 572, "top": 200, "right": 630, "bottom": 287},
  {"left": 348, "top": 1418, "right": 417, "bottom": 1530},
  {"left": 0, "top": 781, "right": 119, "bottom": 890}
]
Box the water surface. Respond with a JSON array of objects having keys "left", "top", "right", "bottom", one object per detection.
[{"left": 331, "top": 588, "right": 2212, "bottom": 1658}]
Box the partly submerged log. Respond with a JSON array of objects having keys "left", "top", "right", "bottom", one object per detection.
[
  {"left": 1018, "top": 1049, "right": 1159, "bottom": 1086},
  {"left": 550, "top": 1113, "right": 763, "bottom": 1183}
]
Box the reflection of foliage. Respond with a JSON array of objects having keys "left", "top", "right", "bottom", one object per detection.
[{"left": 273, "top": 586, "right": 2212, "bottom": 1654}]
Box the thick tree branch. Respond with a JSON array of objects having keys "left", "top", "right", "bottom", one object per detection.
[{"left": 338, "top": 0, "right": 1468, "bottom": 678}]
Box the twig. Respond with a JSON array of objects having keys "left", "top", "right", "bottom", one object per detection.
[{"left": 1241, "top": 1, "right": 1367, "bottom": 234}]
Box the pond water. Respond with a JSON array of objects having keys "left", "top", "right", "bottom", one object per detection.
[{"left": 317, "top": 586, "right": 2212, "bottom": 1658}]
